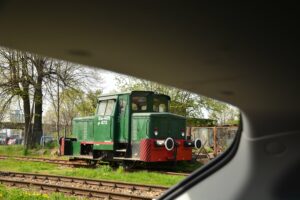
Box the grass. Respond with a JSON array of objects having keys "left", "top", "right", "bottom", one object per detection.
[
  {"left": 0, "top": 145, "right": 198, "bottom": 199},
  {"left": 172, "top": 161, "right": 203, "bottom": 172},
  {"left": 0, "top": 145, "right": 27, "bottom": 156},
  {"left": 62, "top": 166, "right": 184, "bottom": 186},
  {"left": 0, "top": 184, "right": 82, "bottom": 200},
  {"left": 0, "top": 145, "right": 202, "bottom": 186},
  {"left": 0, "top": 159, "right": 185, "bottom": 187},
  {"left": 0, "top": 145, "right": 57, "bottom": 157}
]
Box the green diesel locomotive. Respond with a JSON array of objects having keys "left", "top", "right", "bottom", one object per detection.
[{"left": 60, "top": 91, "right": 201, "bottom": 164}]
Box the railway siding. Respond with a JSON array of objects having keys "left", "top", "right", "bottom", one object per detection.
[{"left": 0, "top": 171, "right": 167, "bottom": 199}]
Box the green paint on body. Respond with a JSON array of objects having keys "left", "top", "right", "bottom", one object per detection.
[
  {"left": 132, "top": 113, "right": 186, "bottom": 141},
  {"left": 69, "top": 91, "right": 188, "bottom": 159}
]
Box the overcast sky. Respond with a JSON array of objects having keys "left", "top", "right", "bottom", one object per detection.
[{"left": 100, "top": 70, "right": 118, "bottom": 94}]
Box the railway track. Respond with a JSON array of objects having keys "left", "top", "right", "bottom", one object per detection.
[
  {"left": 0, "top": 171, "right": 168, "bottom": 200},
  {"left": 153, "top": 171, "right": 189, "bottom": 176}
]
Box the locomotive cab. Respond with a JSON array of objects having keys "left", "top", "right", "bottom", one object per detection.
[{"left": 60, "top": 91, "right": 201, "bottom": 163}]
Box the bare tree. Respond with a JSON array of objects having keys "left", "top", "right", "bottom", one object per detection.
[
  {"left": 0, "top": 49, "right": 35, "bottom": 147},
  {"left": 1, "top": 47, "right": 101, "bottom": 148},
  {"left": 44, "top": 61, "right": 100, "bottom": 139}
]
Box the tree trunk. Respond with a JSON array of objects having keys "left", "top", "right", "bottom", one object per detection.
[
  {"left": 20, "top": 57, "right": 32, "bottom": 149},
  {"left": 22, "top": 90, "right": 31, "bottom": 148},
  {"left": 32, "top": 59, "right": 44, "bottom": 147},
  {"left": 33, "top": 76, "right": 43, "bottom": 145}
]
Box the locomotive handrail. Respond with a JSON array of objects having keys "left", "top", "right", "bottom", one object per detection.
[
  {"left": 110, "top": 116, "right": 113, "bottom": 139},
  {"left": 145, "top": 119, "right": 150, "bottom": 136}
]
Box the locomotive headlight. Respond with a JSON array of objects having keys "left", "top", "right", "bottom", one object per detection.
[
  {"left": 181, "top": 128, "right": 185, "bottom": 137},
  {"left": 154, "top": 128, "right": 158, "bottom": 136},
  {"left": 155, "top": 140, "right": 164, "bottom": 146}
]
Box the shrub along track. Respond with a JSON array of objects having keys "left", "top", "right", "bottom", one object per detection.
[{"left": 0, "top": 171, "right": 167, "bottom": 200}]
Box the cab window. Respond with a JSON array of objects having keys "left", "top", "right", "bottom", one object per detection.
[
  {"left": 97, "top": 99, "right": 116, "bottom": 115},
  {"left": 105, "top": 100, "right": 115, "bottom": 115},
  {"left": 97, "top": 101, "right": 107, "bottom": 115},
  {"left": 159, "top": 104, "right": 166, "bottom": 112},
  {"left": 132, "top": 96, "right": 147, "bottom": 111},
  {"left": 153, "top": 97, "right": 168, "bottom": 112}
]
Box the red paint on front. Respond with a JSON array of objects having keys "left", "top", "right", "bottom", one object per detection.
[{"left": 140, "top": 139, "right": 192, "bottom": 162}]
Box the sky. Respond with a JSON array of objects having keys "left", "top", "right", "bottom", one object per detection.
[
  {"left": 83, "top": 67, "right": 123, "bottom": 95},
  {"left": 100, "top": 71, "right": 118, "bottom": 94}
]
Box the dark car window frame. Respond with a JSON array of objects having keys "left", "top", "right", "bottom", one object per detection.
[{"left": 159, "top": 115, "right": 243, "bottom": 200}]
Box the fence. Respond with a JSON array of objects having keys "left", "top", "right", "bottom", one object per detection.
[{"left": 188, "top": 126, "right": 238, "bottom": 158}]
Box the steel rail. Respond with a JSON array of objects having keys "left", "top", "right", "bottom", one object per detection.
[
  {"left": 0, "top": 177, "right": 153, "bottom": 200},
  {"left": 153, "top": 171, "right": 189, "bottom": 176},
  {"left": 0, "top": 171, "right": 168, "bottom": 192}
]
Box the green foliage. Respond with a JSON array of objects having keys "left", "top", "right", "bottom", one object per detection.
[
  {"left": 0, "top": 145, "right": 25, "bottom": 156},
  {"left": 115, "top": 76, "right": 204, "bottom": 118},
  {"left": 23, "top": 148, "right": 29, "bottom": 156},
  {"left": 0, "top": 184, "right": 79, "bottom": 200},
  {"left": 225, "top": 119, "right": 240, "bottom": 125},
  {"left": 44, "top": 141, "right": 57, "bottom": 149},
  {"left": 99, "top": 165, "right": 113, "bottom": 173},
  {"left": 205, "top": 147, "right": 213, "bottom": 153},
  {"left": 172, "top": 161, "right": 203, "bottom": 172},
  {"left": 116, "top": 166, "right": 125, "bottom": 174},
  {"left": 200, "top": 97, "right": 240, "bottom": 125},
  {"left": 44, "top": 88, "right": 102, "bottom": 132},
  {"left": 115, "top": 75, "right": 240, "bottom": 125},
  {"left": 86, "top": 89, "right": 102, "bottom": 110},
  {"left": 187, "top": 118, "right": 217, "bottom": 127},
  {"left": 76, "top": 89, "right": 102, "bottom": 116}
]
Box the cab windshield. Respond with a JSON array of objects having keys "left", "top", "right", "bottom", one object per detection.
[
  {"left": 153, "top": 96, "right": 169, "bottom": 112},
  {"left": 131, "top": 96, "right": 147, "bottom": 112}
]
